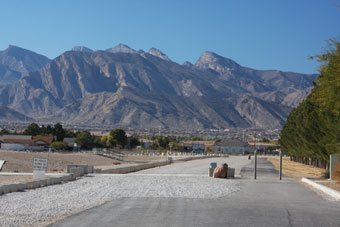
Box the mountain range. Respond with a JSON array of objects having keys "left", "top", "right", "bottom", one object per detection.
[{"left": 0, "top": 44, "right": 317, "bottom": 129}]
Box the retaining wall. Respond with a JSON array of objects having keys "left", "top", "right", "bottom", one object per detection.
[
  {"left": 0, "top": 169, "right": 84, "bottom": 196},
  {"left": 95, "top": 160, "right": 171, "bottom": 174},
  {"left": 95, "top": 155, "right": 218, "bottom": 174}
]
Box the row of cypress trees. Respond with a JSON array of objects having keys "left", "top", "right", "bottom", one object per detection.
[{"left": 279, "top": 41, "right": 340, "bottom": 169}]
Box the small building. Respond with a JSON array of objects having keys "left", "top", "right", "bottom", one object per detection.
[
  {"left": 63, "top": 137, "right": 76, "bottom": 147},
  {"left": 0, "top": 135, "right": 54, "bottom": 151},
  {"left": 182, "top": 141, "right": 215, "bottom": 153},
  {"left": 139, "top": 139, "right": 153, "bottom": 148},
  {"left": 212, "top": 138, "right": 253, "bottom": 154},
  {"left": 33, "top": 136, "right": 54, "bottom": 146},
  {"left": 247, "top": 142, "right": 279, "bottom": 154}
]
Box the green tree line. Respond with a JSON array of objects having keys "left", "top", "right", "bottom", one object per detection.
[{"left": 279, "top": 41, "right": 340, "bottom": 169}]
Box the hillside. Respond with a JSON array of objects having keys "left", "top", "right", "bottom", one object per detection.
[
  {"left": 0, "top": 45, "right": 50, "bottom": 86},
  {"left": 0, "top": 44, "right": 317, "bottom": 129}
]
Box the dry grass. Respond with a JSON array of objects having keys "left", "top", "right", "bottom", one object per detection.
[
  {"left": 333, "top": 161, "right": 340, "bottom": 181},
  {"left": 267, "top": 156, "right": 326, "bottom": 179}
]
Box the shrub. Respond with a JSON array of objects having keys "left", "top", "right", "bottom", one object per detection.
[
  {"left": 333, "top": 161, "right": 340, "bottom": 182},
  {"left": 50, "top": 141, "right": 68, "bottom": 150}
]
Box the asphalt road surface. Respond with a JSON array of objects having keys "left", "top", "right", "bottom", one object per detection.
[{"left": 50, "top": 157, "right": 340, "bottom": 227}]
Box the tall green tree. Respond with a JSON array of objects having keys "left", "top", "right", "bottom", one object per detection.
[
  {"left": 75, "top": 131, "right": 94, "bottom": 149},
  {"left": 109, "top": 129, "right": 127, "bottom": 148},
  {"left": 279, "top": 41, "right": 340, "bottom": 165},
  {"left": 0, "top": 128, "right": 10, "bottom": 135},
  {"left": 130, "top": 137, "right": 140, "bottom": 148},
  {"left": 53, "top": 123, "right": 65, "bottom": 141},
  {"left": 157, "top": 136, "right": 171, "bottom": 149},
  {"left": 46, "top": 125, "right": 53, "bottom": 135},
  {"left": 24, "top": 123, "right": 41, "bottom": 136}
]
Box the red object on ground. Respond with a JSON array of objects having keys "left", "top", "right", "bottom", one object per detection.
[{"left": 213, "top": 163, "right": 228, "bottom": 178}]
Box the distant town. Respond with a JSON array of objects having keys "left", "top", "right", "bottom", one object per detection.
[{"left": 0, "top": 121, "right": 280, "bottom": 155}]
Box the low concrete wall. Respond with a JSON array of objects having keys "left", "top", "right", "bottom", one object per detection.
[
  {"left": 69, "top": 167, "right": 85, "bottom": 178},
  {"left": 67, "top": 165, "right": 94, "bottom": 174},
  {"left": 95, "top": 160, "right": 171, "bottom": 174},
  {"left": 171, "top": 155, "right": 217, "bottom": 163},
  {"left": 0, "top": 173, "right": 76, "bottom": 196},
  {"left": 95, "top": 155, "right": 218, "bottom": 174}
]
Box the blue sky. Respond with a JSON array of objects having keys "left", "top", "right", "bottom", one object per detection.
[{"left": 0, "top": 0, "right": 339, "bottom": 74}]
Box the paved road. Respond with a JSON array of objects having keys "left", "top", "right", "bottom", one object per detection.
[{"left": 50, "top": 157, "right": 340, "bottom": 227}]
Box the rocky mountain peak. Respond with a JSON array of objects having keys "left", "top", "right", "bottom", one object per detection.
[
  {"left": 0, "top": 45, "right": 50, "bottom": 85},
  {"left": 182, "top": 61, "right": 194, "bottom": 67},
  {"left": 106, "top": 43, "right": 137, "bottom": 54},
  {"left": 182, "top": 61, "right": 196, "bottom": 69},
  {"left": 5, "top": 45, "right": 23, "bottom": 52},
  {"left": 2, "top": 45, "right": 40, "bottom": 57},
  {"left": 195, "top": 51, "right": 240, "bottom": 73},
  {"left": 71, "top": 46, "right": 94, "bottom": 53},
  {"left": 148, "top": 48, "right": 171, "bottom": 61}
]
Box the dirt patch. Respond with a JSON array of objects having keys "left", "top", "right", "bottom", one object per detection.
[
  {"left": 317, "top": 180, "right": 340, "bottom": 192},
  {"left": 267, "top": 156, "right": 326, "bottom": 179},
  {"left": 0, "top": 150, "right": 169, "bottom": 173},
  {"left": 0, "top": 150, "right": 123, "bottom": 173}
]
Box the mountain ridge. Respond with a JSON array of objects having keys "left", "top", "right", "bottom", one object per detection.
[{"left": 0, "top": 45, "right": 318, "bottom": 129}]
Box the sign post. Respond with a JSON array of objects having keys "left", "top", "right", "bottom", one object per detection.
[
  {"left": 33, "top": 158, "right": 48, "bottom": 180},
  {"left": 279, "top": 151, "right": 283, "bottom": 180},
  {"left": 254, "top": 150, "right": 257, "bottom": 180}
]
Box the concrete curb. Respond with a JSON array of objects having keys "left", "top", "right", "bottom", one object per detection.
[
  {"left": 301, "top": 178, "right": 340, "bottom": 201},
  {"left": 95, "top": 155, "right": 218, "bottom": 174},
  {"left": 171, "top": 155, "right": 218, "bottom": 163},
  {"left": 95, "top": 160, "right": 171, "bottom": 174},
  {"left": 0, "top": 172, "right": 80, "bottom": 196}
]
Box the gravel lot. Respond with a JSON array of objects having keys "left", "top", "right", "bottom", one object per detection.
[
  {"left": 0, "top": 150, "right": 171, "bottom": 173},
  {"left": 0, "top": 150, "right": 121, "bottom": 173},
  {"left": 0, "top": 156, "right": 249, "bottom": 227}
]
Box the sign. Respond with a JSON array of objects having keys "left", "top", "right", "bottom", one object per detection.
[
  {"left": 33, "top": 158, "right": 48, "bottom": 171},
  {"left": 0, "top": 160, "right": 6, "bottom": 171}
]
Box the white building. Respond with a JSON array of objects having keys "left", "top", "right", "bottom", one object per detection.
[{"left": 212, "top": 138, "right": 253, "bottom": 154}]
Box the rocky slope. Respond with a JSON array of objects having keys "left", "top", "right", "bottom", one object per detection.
[
  {"left": 0, "top": 106, "right": 32, "bottom": 122},
  {"left": 0, "top": 45, "right": 50, "bottom": 86},
  {"left": 0, "top": 45, "right": 317, "bottom": 129}
]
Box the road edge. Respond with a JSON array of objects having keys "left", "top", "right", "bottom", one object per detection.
[{"left": 301, "top": 177, "right": 340, "bottom": 201}]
